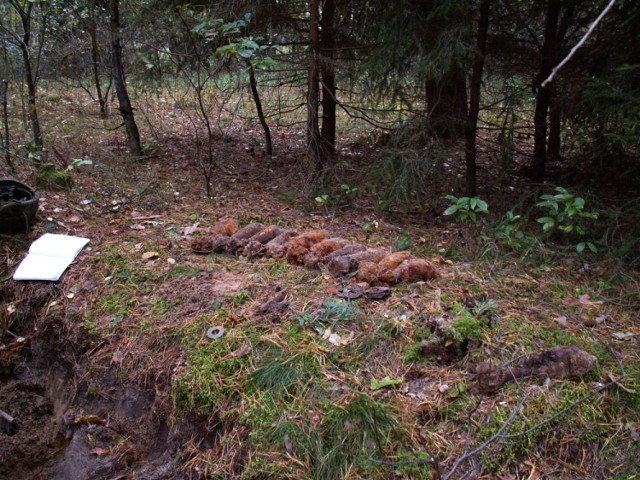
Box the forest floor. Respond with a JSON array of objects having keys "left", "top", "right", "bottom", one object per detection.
[{"left": 1, "top": 93, "right": 639, "bottom": 480}]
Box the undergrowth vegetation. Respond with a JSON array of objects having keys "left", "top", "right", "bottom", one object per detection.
[
  {"left": 92, "top": 227, "right": 634, "bottom": 479},
  {"left": 2, "top": 88, "right": 638, "bottom": 479}
]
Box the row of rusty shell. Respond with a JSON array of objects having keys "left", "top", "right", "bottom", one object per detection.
[{"left": 191, "top": 218, "right": 438, "bottom": 286}]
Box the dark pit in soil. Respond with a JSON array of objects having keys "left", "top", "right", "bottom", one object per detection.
[{"left": 0, "top": 282, "right": 191, "bottom": 480}]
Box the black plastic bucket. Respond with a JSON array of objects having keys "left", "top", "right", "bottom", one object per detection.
[{"left": 0, "top": 179, "right": 39, "bottom": 234}]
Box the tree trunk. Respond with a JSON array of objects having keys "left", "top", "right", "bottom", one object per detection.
[
  {"left": 426, "top": 65, "right": 468, "bottom": 138},
  {"left": 464, "top": 0, "right": 491, "bottom": 197},
  {"left": 319, "top": 0, "right": 336, "bottom": 159},
  {"left": 548, "top": 90, "right": 561, "bottom": 162},
  {"left": 17, "top": 2, "right": 43, "bottom": 153},
  {"left": 307, "top": 0, "right": 323, "bottom": 174},
  {"left": 1, "top": 79, "right": 14, "bottom": 174},
  {"left": 532, "top": 0, "right": 560, "bottom": 183},
  {"left": 247, "top": 60, "right": 272, "bottom": 156},
  {"left": 89, "top": 1, "right": 107, "bottom": 118},
  {"left": 109, "top": 0, "right": 142, "bottom": 157}
]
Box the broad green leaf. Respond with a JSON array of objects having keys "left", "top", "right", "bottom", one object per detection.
[
  {"left": 443, "top": 205, "right": 459, "bottom": 216},
  {"left": 215, "top": 44, "right": 237, "bottom": 56},
  {"left": 242, "top": 39, "right": 260, "bottom": 50},
  {"left": 370, "top": 376, "right": 402, "bottom": 390},
  {"left": 477, "top": 199, "right": 489, "bottom": 212},
  {"left": 577, "top": 242, "right": 586, "bottom": 253}
]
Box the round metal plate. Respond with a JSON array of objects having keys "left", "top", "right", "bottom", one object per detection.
[{"left": 206, "top": 325, "right": 225, "bottom": 339}]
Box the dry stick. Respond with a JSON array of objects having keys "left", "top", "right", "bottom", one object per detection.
[
  {"left": 442, "top": 394, "right": 529, "bottom": 480},
  {"left": 541, "top": 0, "right": 617, "bottom": 87},
  {"left": 499, "top": 380, "right": 618, "bottom": 441}
]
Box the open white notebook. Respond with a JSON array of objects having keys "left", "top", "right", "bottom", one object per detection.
[{"left": 13, "top": 233, "right": 90, "bottom": 281}]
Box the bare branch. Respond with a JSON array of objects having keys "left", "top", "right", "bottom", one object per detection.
[{"left": 541, "top": 0, "right": 617, "bottom": 87}]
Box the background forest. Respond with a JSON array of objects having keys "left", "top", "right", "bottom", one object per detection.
[
  {"left": 1, "top": 1, "right": 640, "bottom": 480},
  {"left": 1, "top": 0, "right": 639, "bottom": 198}
]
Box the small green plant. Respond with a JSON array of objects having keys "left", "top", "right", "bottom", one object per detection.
[
  {"left": 447, "top": 314, "right": 484, "bottom": 344},
  {"left": 443, "top": 195, "right": 489, "bottom": 223},
  {"left": 141, "top": 139, "right": 159, "bottom": 154},
  {"left": 395, "top": 236, "right": 414, "bottom": 251},
  {"left": 494, "top": 211, "right": 537, "bottom": 254},
  {"left": 36, "top": 163, "right": 73, "bottom": 191},
  {"left": 315, "top": 184, "right": 359, "bottom": 212},
  {"left": 536, "top": 187, "right": 598, "bottom": 252},
  {"left": 67, "top": 157, "right": 93, "bottom": 170}
]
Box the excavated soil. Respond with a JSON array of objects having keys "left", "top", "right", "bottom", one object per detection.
[{"left": 0, "top": 282, "right": 184, "bottom": 480}]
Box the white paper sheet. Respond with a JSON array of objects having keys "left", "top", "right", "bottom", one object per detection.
[{"left": 13, "top": 233, "right": 90, "bottom": 281}]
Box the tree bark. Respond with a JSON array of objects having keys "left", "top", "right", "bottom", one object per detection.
[
  {"left": 247, "top": 60, "right": 272, "bottom": 156},
  {"left": 426, "top": 64, "right": 468, "bottom": 138},
  {"left": 464, "top": 0, "right": 491, "bottom": 197},
  {"left": 1, "top": 79, "right": 14, "bottom": 174},
  {"left": 532, "top": 0, "right": 560, "bottom": 183},
  {"left": 16, "top": 2, "right": 43, "bottom": 153},
  {"left": 89, "top": 1, "right": 107, "bottom": 118},
  {"left": 319, "top": 0, "right": 336, "bottom": 159},
  {"left": 548, "top": 91, "right": 561, "bottom": 162},
  {"left": 307, "top": 0, "right": 323, "bottom": 174},
  {"left": 109, "top": 0, "right": 142, "bottom": 157}
]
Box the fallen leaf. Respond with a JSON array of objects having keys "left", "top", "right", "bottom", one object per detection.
[
  {"left": 142, "top": 251, "right": 159, "bottom": 261},
  {"left": 438, "top": 383, "right": 450, "bottom": 393},
  {"left": 578, "top": 293, "right": 592, "bottom": 305},
  {"left": 370, "top": 376, "right": 402, "bottom": 391},
  {"left": 321, "top": 329, "right": 354, "bottom": 346},
  {"left": 68, "top": 215, "right": 81, "bottom": 223},
  {"left": 626, "top": 422, "right": 639, "bottom": 442},
  {"left": 74, "top": 415, "right": 106, "bottom": 426},
  {"left": 308, "top": 410, "right": 321, "bottom": 425},
  {"left": 595, "top": 314, "right": 607, "bottom": 324},
  {"left": 231, "top": 344, "right": 251, "bottom": 358},
  {"left": 525, "top": 461, "right": 543, "bottom": 480},
  {"left": 183, "top": 222, "right": 200, "bottom": 236},
  {"left": 325, "top": 286, "right": 340, "bottom": 296},
  {"left": 554, "top": 315, "right": 568, "bottom": 326},
  {"left": 167, "top": 257, "right": 176, "bottom": 265},
  {"left": 111, "top": 350, "right": 125, "bottom": 365},
  {"left": 91, "top": 447, "right": 110, "bottom": 456},
  {"left": 284, "top": 434, "right": 293, "bottom": 452},
  {"left": 612, "top": 331, "right": 636, "bottom": 341},
  {"left": 6, "top": 304, "right": 16, "bottom": 315}
]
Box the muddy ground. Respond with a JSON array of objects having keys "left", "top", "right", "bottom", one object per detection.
[{"left": 0, "top": 281, "right": 179, "bottom": 480}]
